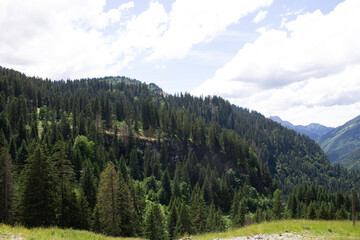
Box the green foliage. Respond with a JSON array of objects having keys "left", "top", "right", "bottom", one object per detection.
[
  {"left": 0, "top": 146, "right": 16, "bottom": 224},
  {"left": 1, "top": 66, "right": 360, "bottom": 239},
  {"left": 144, "top": 202, "right": 168, "bottom": 240},
  {"left": 272, "top": 189, "right": 284, "bottom": 220},
  {"left": 21, "top": 143, "right": 58, "bottom": 227},
  {"left": 96, "top": 162, "right": 121, "bottom": 236}
]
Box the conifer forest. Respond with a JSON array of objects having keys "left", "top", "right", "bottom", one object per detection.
[{"left": 1, "top": 66, "right": 360, "bottom": 239}]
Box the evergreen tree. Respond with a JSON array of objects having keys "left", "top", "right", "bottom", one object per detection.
[
  {"left": 129, "top": 148, "right": 141, "bottom": 180},
  {"left": 317, "top": 201, "right": 328, "bottom": 220},
  {"left": 272, "top": 189, "right": 284, "bottom": 220},
  {"left": 202, "top": 176, "right": 213, "bottom": 204},
  {"left": 0, "top": 146, "right": 15, "bottom": 223},
  {"left": 96, "top": 162, "right": 121, "bottom": 236},
  {"left": 336, "top": 204, "right": 348, "bottom": 220},
  {"left": 76, "top": 189, "right": 91, "bottom": 230},
  {"left": 159, "top": 169, "right": 172, "bottom": 205},
  {"left": 168, "top": 199, "right": 179, "bottom": 240},
  {"left": 21, "top": 143, "right": 58, "bottom": 227},
  {"left": 144, "top": 202, "right": 168, "bottom": 240},
  {"left": 52, "top": 141, "right": 76, "bottom": 228},
  {"left": 237, "top": 200, "right": 247, "bottom": 227},
  {"left": 130, "top": 180, "right": 146, "bottom": 237},
  {"left": 307, "top": 201, "right": 317, "bottom": 220},
  {"left": 189, "top": 185, "right": 207, "bottom": 233},
  {"left": 119, "top": 155, "right": 129, "bottom": 183},
  {"left": 118, "top": 171, "right": 135, "bottom": 236},
  {"left": 16, "top": 140, "right": 28, "bottom": 168},
  {"left": 81, "top": 163, "right": 97, "bottom": 210},
  {"left": 177, "top": 203, "right": 192, "bottom": 236}
]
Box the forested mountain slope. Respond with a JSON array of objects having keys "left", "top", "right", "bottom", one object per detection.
[
  {"left": 1, "top": 66, "right": 359, "bottom": 238},
  {"left": 317, "top": 115, "right": 360, "bottom": 169}
]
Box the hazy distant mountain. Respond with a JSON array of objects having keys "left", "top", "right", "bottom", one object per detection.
[
  {"left": 317, "top": 115, "right": 360, "bottom": 167},
  {"left": 269, "top": 116, "right": 333, "bottom": 140}
]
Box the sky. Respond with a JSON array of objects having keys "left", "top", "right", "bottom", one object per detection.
[{"left": 1, "top": 0, "right": 359, "bottom": 127}]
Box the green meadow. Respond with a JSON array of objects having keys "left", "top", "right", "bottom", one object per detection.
[
  {"left": 2, "top": 220, "right": 360, "bottom": 240},
  {"left": 0, "top": 224, "right": 141, "bottom": 240},
  {"left": 192, "top": 220, "right": 360, "bottom": 240}
]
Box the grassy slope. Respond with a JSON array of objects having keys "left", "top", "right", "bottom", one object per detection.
[
  {"left": 192, "top": 220, "right": 360, "bottom": 240},
  {"left": 2, "top": 220, "right": 360, "bottom": 240},
  {"left": 0, "top": 224, "right": 142, "bottom": 240}
]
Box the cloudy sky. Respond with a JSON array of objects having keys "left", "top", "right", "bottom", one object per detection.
[{"left": 1, "top": 0, "right": 359, "bottom": 127}]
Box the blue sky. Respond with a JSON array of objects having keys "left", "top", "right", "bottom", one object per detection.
[{"left": 1, "top": 0, "right": 359, "bottom": 127}]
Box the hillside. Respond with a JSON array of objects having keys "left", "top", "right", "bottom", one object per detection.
[
  {"left": 2, "top": 220, "right": 359, "bottom": 240},
  {"left": 1, "top": 66, "right": 360, "bottom": 239},
  {"left": 317, "top": 115, "right": 360, "bottom": 165},
  {"left": 193, "top": 220, "right": 360, "bottom": 240},
  {"left": 269, "top": 116, "right": 333, "bottom": 140},
  {"left": 0, "top": 224, "right": 142, "bottom": 240}
]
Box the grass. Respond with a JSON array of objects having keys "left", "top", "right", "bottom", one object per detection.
[
  {"left": 2, "top": 220, "right": 360, "bottom": 240},
  {"left": 192, "top": 220, "right": 360, "bottom": 240},
  {"left": 0, "top": 224, "right": 142, "bottom": 240}
]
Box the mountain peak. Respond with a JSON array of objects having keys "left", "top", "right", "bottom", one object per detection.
[{"left": 269, "top": 116, "right": 333, "bottom": 140}]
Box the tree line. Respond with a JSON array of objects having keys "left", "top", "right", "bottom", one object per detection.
[{"left": 1, "top": 66, "right": 360, "bottom": 239}]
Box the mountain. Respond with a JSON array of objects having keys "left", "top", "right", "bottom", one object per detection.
[
  {"left": 317, "top": 115, "right": 360, "bottom": 167},
  {"left": 1, "top": 66, "right": 360, "bottom": 237},
  {"left": 269, "top": 116, "right": 333, "bottom": 140}
]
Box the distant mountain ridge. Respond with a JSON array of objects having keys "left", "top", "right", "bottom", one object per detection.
[
  {"left": 317, "top": 115, "right": 360, "bottom": 168},
  {"left": 269, "top": 116, "right": 333, "bottom": 140}
]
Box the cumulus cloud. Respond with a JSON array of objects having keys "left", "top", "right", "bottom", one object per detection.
[
  {"left": 0, "top": 0, "right": 135, "bottom": 79},
  {"left": 253, "top": 10, "right": 267, "bottom": 23},
  {"left": 0, "top": 0, "right": 272, "bottom": 80},
  {"left": 193, "top": 0, "right": 360, "bottom": 126},
  {"left": 148, "top": 0, "right": 273, "bottom": 61}
]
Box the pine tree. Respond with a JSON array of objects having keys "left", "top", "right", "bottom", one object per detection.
[
  {"left": 230, "top": 191, "right": 240, "bottom": 227},
  {"left": 254, "top": 208, "right": 263, "bottom": 223},
  {"left": 96, "top": 162, "right": 121, "bottom": 236},
  {"left": 176, "top": 203, "right": 192, "bottom": 236},
  {"left": 76, "top": 189, "right": 91, "bottom": 230},
  {"left": 168, "top": 199, "right": 179, "bottom": 240},
  {"left": 286, "top": 194, "right": 297, "bottom": 219},
  {"left": 317, "top": 201, "right": 328, "bottom": 220},
  {"left": 130, "top": 180, "right": 146, "bottom": 237},
  {"left": 21, "top": 143, "right": 58, "bottom": 227},
  {"left": 189, "top": 185, "right": 207, "bottom": 233},
  {"left": 118, "top": 171, "right": 135, "bottom": 236},
  {"left": 202, "top": 176, "right": 213, "bottom": 204},
  {"left": 159, "top": 169, "right": 172, "bottom": 205},
  {"left": 272, "top": 189, "right": 284, "bottom": 220},
  {"left": 237, "top": 200, "right": 247, "bottom": 227},
  {"left": 0, "top": 146, "right": 15, "bottom": 223},
  {"left": 144, "top": 202, "right": 168, "bottom": 240},
  {"left": 16, "top": 140, "right": 28, "bottom": 168},
  {"left": 129, "top": 148, "right": 141, "bottom": 180},
  {"left": 52, "top": 141, "right": 76, "bottom": 228},
  {"left": 307, "top": 201, "right": 317, "bottom": 220},
  {"left": 336, "top": 204, "right": 348, "bottom": 220},
  {"left": 81, "top": 162, "right": 97, "bottom": 210},
  {"left": 119, "top": 155, "right": 129, "bottom": 183}
]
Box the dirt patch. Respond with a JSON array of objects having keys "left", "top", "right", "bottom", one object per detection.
[
  {"left": 214, "top": 233, "right": 309, "bottom": 240},
  {"left": 0, "top": 234, "right": 23, "bottom": 240}
]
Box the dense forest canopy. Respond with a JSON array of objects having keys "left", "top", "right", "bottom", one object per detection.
[{"left": 0, "top": 66, "right": 360, "bottom": 239}]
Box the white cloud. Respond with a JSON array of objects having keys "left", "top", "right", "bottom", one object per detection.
[
  {"left": 253, "top": 10, "right": 267, "bottom": 23},
  {"left": 193, "top": 0, "right": 360, "bottom": 126},
  {"left": 148, "top": 0, "right": 273, "bottom": 61},
  {"left": 0, "top": 0, "right": 135, "bottom": 79},
  {"left": 0, "top": 0, "right": 272, "bottom": 79},
  {"left": 232, "top": 65, "right": 360, "bottom": 127}
]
